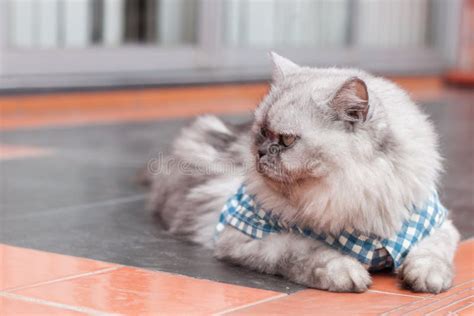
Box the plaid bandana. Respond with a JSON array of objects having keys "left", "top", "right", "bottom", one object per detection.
[{"left": 216, "top": 185, "right": 447, "bottom": 270}]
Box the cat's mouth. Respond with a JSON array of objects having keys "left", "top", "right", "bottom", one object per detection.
[
  {"left": 257, "top": 160, "right": 289, "bottom": 183},
  {"left": 257, "top": 157, "right": 319, "bottom": 186}
]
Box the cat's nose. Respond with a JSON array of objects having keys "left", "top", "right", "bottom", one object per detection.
[{"left": 258, "top": 148, "right": 267, "bottom": 158}]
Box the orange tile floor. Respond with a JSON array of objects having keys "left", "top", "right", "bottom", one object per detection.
[
  {"left": 1, "top": 241, "right": 472, "bottom": 315},
  {"left": 1, "top": 79, "right": 473, "bottom": 315},
  {"left": 0, "top": 77, "right": 445, "bottom": 131}
]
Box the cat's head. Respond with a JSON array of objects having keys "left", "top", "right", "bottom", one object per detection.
[
  {"left": 252, "top": 53, "right": 388, "bottom": 189},
  {"left": 249, "top": 53, "right": 441, "bottom": 235}
]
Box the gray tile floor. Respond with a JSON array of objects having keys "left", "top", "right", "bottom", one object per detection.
[{"left": 1, "top": 99, "right": 473, "bottom": 293}]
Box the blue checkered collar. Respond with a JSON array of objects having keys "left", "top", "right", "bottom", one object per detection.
[{"left": 216, "top": 184, "right": 447, "bottom": 270}]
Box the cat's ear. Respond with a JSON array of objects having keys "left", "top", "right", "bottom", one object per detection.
[
  {"left": 330, "top": 77, "right": 369, "bottom": 123},
  {"left": 270, "top": 52, "right": 300, "bottom": 82}
]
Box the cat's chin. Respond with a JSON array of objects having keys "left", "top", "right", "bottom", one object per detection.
[{"left": 259, "top": 175, "right": 288, "bottom": 194}]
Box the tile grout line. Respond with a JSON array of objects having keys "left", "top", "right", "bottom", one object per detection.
[
  {"left": 425, "top": 295, "right": 474, "bottom": 316},
  {"left": 381, "top": 280, "right": 474, "bottom": 314},
  {"left": 452, "top": 302, "right": 474, "bottom": 314},
  {"left": 367, "top": 289, "right": 430, "bottom": 299},
  {"left": 382, "top": 286, "right": 474, "bottom": 315},
  {"left": 3, "top": 193, "right": 148, "bottom": 222},
  {"left": 404, "top": 287, "right": 474, "bottom": 315},
  {"left": 0, "top": 292, "right": 119, "bottom": 316},
  {"left": 451, "top": 279, "right": 474, "bottom": 289},
  {"left": 4, "top": 266, "right": 121, "bottom": 293},
  {"left": 381, "top": 297, "right": 436, "bottom": 316},
  {"left": 212, "top": 293, "right": 288, "bottom": 316}
]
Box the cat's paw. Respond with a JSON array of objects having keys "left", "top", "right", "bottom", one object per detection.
[
  {"left": 313, "top": 257, "right": 371, "bottom": 293},
  {"left": 400, "top": 254, "right": 453, "bottom": 293}
]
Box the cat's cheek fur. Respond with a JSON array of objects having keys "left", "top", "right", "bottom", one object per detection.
[
  {"left": 399, "top": 219, "right": 460, "bottom": 293},
  {"left": 215, "top": 228, "right": 371, "bottom": 293},
  {"left": 279, "top": 144, "right": 329, "bottom": 182}
]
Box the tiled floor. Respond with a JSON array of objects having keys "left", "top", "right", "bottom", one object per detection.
[
  {"left": 0, "top": 80, "right": 473, "bottom": 314},
  {"left": 0, "top": 242, "right": 472, "bottom": 315}
]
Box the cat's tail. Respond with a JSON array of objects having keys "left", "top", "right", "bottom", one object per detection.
[
  {"left": 172, "top": 115, "right": 240, "bottom": 164},
  {"left": 146, "top": 115, "right": 249, "bottom": 245},
  {"left": 147, "top": 115, "right": 234, "bottom": 215}
]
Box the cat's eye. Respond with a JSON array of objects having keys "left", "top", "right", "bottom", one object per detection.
[
  {"left": 260, "top": 127, "right": 268, "bottom": 137},
  {"left": 280, "top": 134, "right": 296, "bottom": 147}
]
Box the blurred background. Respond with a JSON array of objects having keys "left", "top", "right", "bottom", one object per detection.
[
  {"left": 0, "top": 2, "right": 473, "bottom": 313},
  {"left": 0, "top": 0, "right": 472, "bottom": 90}
]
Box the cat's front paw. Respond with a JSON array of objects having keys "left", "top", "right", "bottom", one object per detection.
[
  {"left": 313, "top": 257, "right": 371, "bottom": 293},
  {"left": 400, "top": 254, "right": 453, "bottom": 293}
]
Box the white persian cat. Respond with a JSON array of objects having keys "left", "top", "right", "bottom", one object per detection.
[{"left": 147, "top": 53, "right": 459, "bottom": 293}]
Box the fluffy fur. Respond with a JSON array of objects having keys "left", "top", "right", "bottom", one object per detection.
[{"left": 147, "top": 53, "right": 459, "bottom": 293}]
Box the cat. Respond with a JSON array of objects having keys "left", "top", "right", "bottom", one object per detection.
[{"left": 147, "top": 52, "right": 459, "bottom": 293}]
